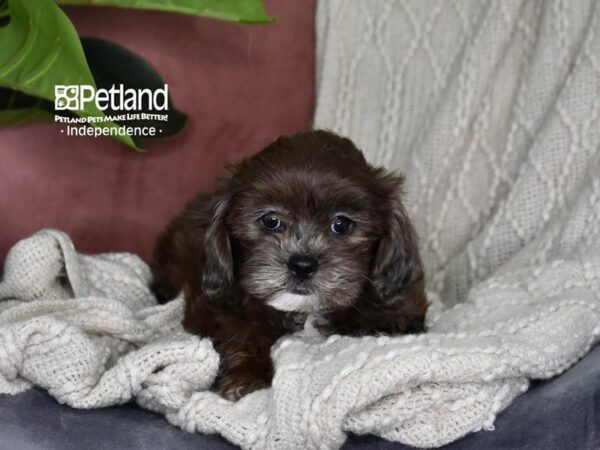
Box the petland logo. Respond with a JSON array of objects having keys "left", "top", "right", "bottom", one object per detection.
[
  {"left": 54, "top": 84, "right": 170, "bottom": 140},
  {"left": 54, "top": 84, "right": 168, "bottom": 111}
]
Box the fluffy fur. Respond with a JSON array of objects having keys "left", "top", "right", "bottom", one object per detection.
[{"left": 151, "top": 130, "right": 428, "bottom": 400}]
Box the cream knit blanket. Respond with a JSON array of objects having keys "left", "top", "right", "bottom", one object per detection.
[{"left": 2, "top": 0, "right": 600, "bottom": 448}]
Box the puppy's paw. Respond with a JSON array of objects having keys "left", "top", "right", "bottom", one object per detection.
[
  {"left": 305, "top": 312, "right": 332, "bottom": 337},
  {"left": 215, "top": 373, "right": 269, "bottom": 401}
]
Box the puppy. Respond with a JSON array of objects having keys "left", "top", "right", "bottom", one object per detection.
[{"left": 151, "top": 130, "right": 428, "bottom": 400}]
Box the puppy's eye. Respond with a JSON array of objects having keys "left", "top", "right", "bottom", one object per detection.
[
  {"left": 330, "top": 215, "right": 354, "bottom": 235},
  {"left": 260, "top": 213, "right": 285, "bottom": 231}
]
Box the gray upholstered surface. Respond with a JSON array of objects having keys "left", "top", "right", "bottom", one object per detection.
[{"left": 1, "top": 344, "right": 599, "bottom": 450}]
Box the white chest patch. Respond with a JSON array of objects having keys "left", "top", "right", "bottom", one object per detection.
[{"left": 268, "top": 292, "right": 319, "bottom": 312}]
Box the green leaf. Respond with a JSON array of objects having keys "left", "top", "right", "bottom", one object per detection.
[
  {"left": 81, "top": 37, "right": 188, "bottom": 144},
  {"left": 0, "top": 87, "right": 53, "bottom": 124},
  {"left": 55, "top": 0, "right": 274, "bottom": 23},
  {"left": 0, "top": 35, "right": 188, "bottom": 146},
  {"left": 0, "top": 0, "right": 138, "bottom": 148},
  {"left": 0, "top": 108, "right": 53, "bottom": 126}
]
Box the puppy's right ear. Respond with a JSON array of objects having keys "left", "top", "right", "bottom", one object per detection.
[{"left": 202, "top": 193, "right": 234, "bottom": 301}]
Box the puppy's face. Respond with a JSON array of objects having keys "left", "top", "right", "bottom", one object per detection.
[
  {"left": 229, "top": 172, "right": 381, "bottom": 312},
  {"left": 202, "top": 131, "right": 421, "bottom": 313}
]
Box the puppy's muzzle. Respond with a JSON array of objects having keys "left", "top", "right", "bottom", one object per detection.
[{"left": 287, "top": 254, "right": 318, "bottom": 280}]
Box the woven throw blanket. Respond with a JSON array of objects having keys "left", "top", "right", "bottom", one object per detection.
[
  {"left": 1, "top": 231, "right": 597, "bottom": 450},
  {"left": 311, "top": 0, "right": 600, "bottom": 445},
  {"left": 1, "top": 1, "right": 600, "bottom": 449}
]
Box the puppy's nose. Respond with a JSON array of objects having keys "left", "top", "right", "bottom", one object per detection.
[{"left": 287, "top": 255, "right": 318, "bottom": 280}]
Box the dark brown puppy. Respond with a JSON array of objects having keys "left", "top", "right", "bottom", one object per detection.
[{"left": 151, "top": 130, "right": 428, "bottom": 400}]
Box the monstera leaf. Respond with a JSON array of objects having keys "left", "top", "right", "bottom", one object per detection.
[
  {"left": 55, "top": 0, "right": 274, "bottom": 23},
  {"left": 0, "top": 0, "right": 137, "bottom": 147}
]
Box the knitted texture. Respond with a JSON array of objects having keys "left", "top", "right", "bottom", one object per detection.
[
  {"left": 315, "top": 0, "right": 600, "bottom": 306},
  {"left": 1, "top": 1, "right": 600, "bottom": 447},
  {"left": 1, "top": 232, "right": 599, "bottom": 449}
]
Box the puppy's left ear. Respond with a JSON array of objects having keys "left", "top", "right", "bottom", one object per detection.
[{"left": 371, "top": 174, "right": 423, "bottom": 301}]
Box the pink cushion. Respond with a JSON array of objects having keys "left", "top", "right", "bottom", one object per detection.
[{"left": 0, "top": 0, "right": 314, "bottom": 262}]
